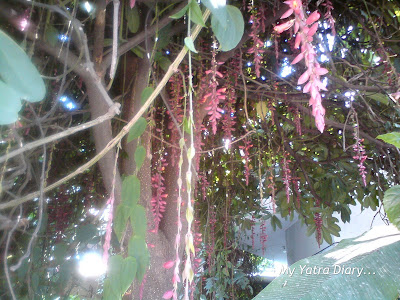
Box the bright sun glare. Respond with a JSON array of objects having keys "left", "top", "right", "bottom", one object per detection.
[{"left": 78, "top": 252, "right": 107, "bottom": 277}]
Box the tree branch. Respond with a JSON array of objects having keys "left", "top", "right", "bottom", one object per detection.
[
  {"left": 0, "top": 105, "right": 119, "bottom": 164},
  {"left": 294, "top": 103, "right": 394, "bottom": 149},
  {"left": 101, "top": 1, "right": 187, "bottom": 71}
]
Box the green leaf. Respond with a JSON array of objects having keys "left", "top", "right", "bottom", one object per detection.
[
  {"left": 170, "top": 4, "right": 189, "bottom": 19},
  {"left": 44, "top": 25, "right": 59, "bottom": 47},
  {"left": 54, "top": 242, "right": 68, "bottom": 264},
  {"left": 383, "top": 185, "right": 400, "bottom": 230},
  {"left": 103, "top": 278, "right": 122, "bottom": 300},
  {"left": 134, "top": 145, "right": 146, "bottom": 170},
  {"left": 57, "top": 260, "right": 74, "bottom": 288},
  {"left": 0, "top": 30, "right": 46, "bottom": 102},
  {"left": 157, "top": 56, "right": 172, "bottom": 72},
  {"left": 377, "top": 132, "right": 400, "bottom": 148},
  {"left": 131, "top": 46, "right": 144, "bottom": 58},
  {"left": 122, "top": 175, "right": 140, "bottom": 205},
  {"left": 156, "top": 24, "right": 172, "bottom": 50},
  {"left": 211, "top": 5, "right": 244, "bottom": 51},
  {"left": 365, "top": 92, "right": 389, "bottom": 105},
  {"left": 108, "top": 255, "right": 137, "bottom": 296},
  {"left": 131, "top": 205, "right": 147, "bottom": 237},
  {"left": 141, "top": 87, "right": 154, "bottom": 105},
  {"left": 0, "top": 80, "right": 22, "bottom": 125},
  {"left": 184, "top": 37, "right": 198, "bottom": 53},
  {"left": 126, "top": 6, "right": 140, "bottom": 33},
  {"left": 183, "top": 116, "right": 192, "bottom": 134},
  {"left": 113, "top": 204, "right": 130, "bottom": 241},
  {"left": 127, "top": 117, "right": 147, "bottom": 142},
  {"left": 128, "top": 236, "right": 150, "bottom": 282},
  {"left": 201, "top": 0, "right": 228, "bottom": 27},
  {"left": 189, "top": 0, "right": 206, "bottom": 27},
  {"left": 76, "top": 224, "right": 97, "bottom": 243},
  {"left": 31, "top": 273, "right": 39, "bottom": 292}
]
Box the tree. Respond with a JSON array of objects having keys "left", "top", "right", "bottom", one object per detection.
[{"left": 0, "top": 0, "right": 399, "bottom": 299}]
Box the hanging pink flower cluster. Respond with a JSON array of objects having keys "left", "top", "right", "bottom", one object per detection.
[
  {"left": 267, "top": 169, "right": 276, "bottom": 214},
  {"left": 203, "top": 48, "right": 226, "bottom": 135},
  {"left": 248, "top": 5, "right": 265, "bottom": 78},
  {"left": 321, "top": 0, "right": 336, "bottom": 35},
  {"left": 48, "top": 189, "right": 73, "bottom": 242},
  {"left": 194, "top": 123, "right": 206, "bottom": 172},
  {"left": 239, "top": 138, "right": 253, "bottom": 186},
  {"left": 275, "top": 0, "right": 329, "bottom": 133},
  {"left": 221, "top": 72, "right": 237, "bottom": 141},
  {"left": 259, "top": 3, "right": 267, "bottom": 33},
  {"left": 292, "top": 177, "right": 301, "bottom": 208},
  {"left": 353, "top": 136, "right": 367, "bottom": 187},
  {"left": 282, "top": 153, "right": 292, "bottom": 204},
  {"left": 151, "top": 155, "right": 168, "bottom": 233},
  {"left": 314, "top": 212, "right": 323, "bottom": 244},
  {"left": 251, "top": 214, "right": 256, "bottom": 249},
  {"left": 190, "top": 220, "right": 203, "bottom": 300},
  {"left": 260, "top": 221, "right": 268, "bottom": 256},
  {"left": 198, "top": 172, "right": 209, "bottom": 202},
  {"left": 102, "top": 194, "right": 115, "bottom": 265},
  {"left": 290, "top": 106, "right": 302, "bottom": 135}
]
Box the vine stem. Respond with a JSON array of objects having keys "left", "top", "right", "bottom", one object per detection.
[
  {"left": 0, "top": 9, "right": 211, "bottom": 211},
  {"left": 109, "top": 0, "right": 120, "bottom": 80}
]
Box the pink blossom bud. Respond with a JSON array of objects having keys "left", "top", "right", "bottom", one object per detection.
[
  {"left": 274, "top": 20, "right": 295, "bottom": 33},
  {"left": 294, "top": 21, "right": 300, "bottom": 34},
  {"left": 306, "top": 11, "right": 320, "bottom": 25},
  {"left": 281, "top": 8, "right": 294, "bottom": 19},
  {"left": 303, "top": 81, "right": 312, "bottom": 93},
  {"left": 291, "top": 52, "right": 304, "bottom": 65},
  {"left": 311, "top": 84, "right": 318, "bottom": 99},
  {"left": 315, "top": 115, "right": 325, "bottom": 133},
  {"left": 315, "top": 67, "right": 329, "bottom": 75},
  {"left": 163, "top": 260, "right": 175, "bottom": 269},
  {"left": 298, "top": 71, "right": 310, "bottom": 85},
  {"left": 308, "top": 22, "right": 319, "bottom": 37},
  {"left": 294, "top": 34, "right": 302, "bottom": 48},
  {"left": 163, "top": 290, "right": 174, "bottom": 299}
]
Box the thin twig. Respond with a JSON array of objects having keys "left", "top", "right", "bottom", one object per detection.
[
  {"left": 198, "top": 130, "right": 257, "bottom": 153},
  {"left": 0, "top": 106, "right": 118, "bottom": 164},
  {"left": 3, "top": 207, "right": 22, "bottom": 300},
  {"left": 10, "top": 106, "right": 47, "bottom": 272},
  {"left": 109, "top": 0, "right": 120, "bottom": 80}
]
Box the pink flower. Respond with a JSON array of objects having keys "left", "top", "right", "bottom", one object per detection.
[
  {"left": 315, "top": 67, "right": 329, "bottom": 76},
  {"left": 308, "top": 22, "right": 319, "bottom": 37},
  {"left": 298, "top": 71, "right": 310, "bottom": 85},
  {"left": 274, "top": 19, "right": 295, "bottom": 33},
  {"left": 306, "top": 11, "right": 320, "bottom": 25},
  {"left": 284, "top": 0, "right": 303, "bottom": 14},
  {"left": 281, "top": 8, "right": 294, "bottom": 19},
  {"left": 292, "top": 52, "right": 304, "bottom": 65},
  {"left": 163, "top": 290, "right": 174, "bottom": 299},
  {"left": 163, "top": 260, "right": 175, "bottom": 269}
]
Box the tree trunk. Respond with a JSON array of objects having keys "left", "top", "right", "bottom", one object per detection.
[{"left": 120, "top": 55, "right": 177, "bottom": 299}]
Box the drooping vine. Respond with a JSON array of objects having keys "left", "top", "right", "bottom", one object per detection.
[{"left": 275, "top": 0, "right": 329, "bottom": 132}]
